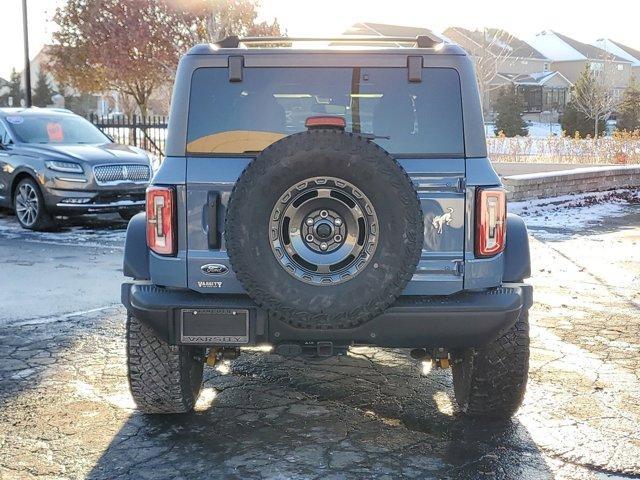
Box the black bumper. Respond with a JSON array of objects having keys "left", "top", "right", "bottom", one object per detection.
[{"left": 122, "top": 283, "right": 533, "bottom": 349}]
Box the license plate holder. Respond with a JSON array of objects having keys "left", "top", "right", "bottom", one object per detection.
[{"left": 180, "top": 308, "right": 249, "bottom": 345}]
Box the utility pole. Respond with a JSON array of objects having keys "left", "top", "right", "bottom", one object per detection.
[{"left": 22, "top": 0, "right": 32, "bottom": 107}]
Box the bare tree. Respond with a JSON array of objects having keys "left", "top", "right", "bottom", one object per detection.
[
  {"left": 572, "top": 61, "right": 620, "bottom": 139},
  {"left": 474, "top": 29, "right": 518, "bottom": 114}
]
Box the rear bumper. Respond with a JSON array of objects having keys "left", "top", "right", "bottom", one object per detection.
[{"left": 122, "top": 282, "right": 533, "bottom": 349}]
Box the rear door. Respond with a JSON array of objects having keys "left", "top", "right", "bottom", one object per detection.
[{"left": 185, "top": 64, "right": 466, "bottom": 295}]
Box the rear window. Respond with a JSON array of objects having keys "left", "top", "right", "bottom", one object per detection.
[{"left": 187, "top": 67, "right": 464, "bottom": 156}]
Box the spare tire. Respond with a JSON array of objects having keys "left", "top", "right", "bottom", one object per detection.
[{"left": 225, "top": 129, "right": 423, "bottom": 329}]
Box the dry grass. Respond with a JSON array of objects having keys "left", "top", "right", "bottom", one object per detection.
[{"left": 487, "top": 130, "right": 640, "bottom": 165}]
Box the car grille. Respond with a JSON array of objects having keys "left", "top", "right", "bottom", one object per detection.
[{"left": 94, "top": 164, "right": 150, "bottom": 185}]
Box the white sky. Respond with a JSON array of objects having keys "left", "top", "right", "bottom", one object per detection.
[{"left": 2, "top": 0, "right": 640, "bottom": 80}]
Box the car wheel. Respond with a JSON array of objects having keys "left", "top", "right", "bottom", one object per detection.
[
  {"left": 452, "top": 309, "right": 530, "bottom": 419},
  {"left": 127, "top": 313, "right": 205, "bottom": 414},
  {"left": 225, "top": 129, "right": 423, "bottom": 329},
  {"left": 13, "top": 177, "right": 54, "bottom": 231}
]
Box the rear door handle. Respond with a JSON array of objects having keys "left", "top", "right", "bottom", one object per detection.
[{"left": 207, "top": 191, "right": 220, "bottom": 249}]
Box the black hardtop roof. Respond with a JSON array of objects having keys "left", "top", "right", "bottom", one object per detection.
[{"left": 187, "top": 35, "right": 467, "bottom": 57}]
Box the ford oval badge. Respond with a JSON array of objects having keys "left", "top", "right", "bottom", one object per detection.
[{"left": 201, "top": 263, "right": 229, "bottom": 276}]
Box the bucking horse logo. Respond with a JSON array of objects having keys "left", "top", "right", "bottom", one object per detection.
[{"left": 432, "top": 208, "right": 454, "bottom": 234}]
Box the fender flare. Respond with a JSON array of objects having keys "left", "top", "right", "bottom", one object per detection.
[
  {"left": 123, "top": 212, "right": 150, "bottom": 280},
  {"left": 503, "top": 213, "right": 531, "bottom": 282}
]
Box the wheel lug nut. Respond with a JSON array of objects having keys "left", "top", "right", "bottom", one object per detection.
[
  {"left": 306, "top": 218, "right": 314, "bottom": 225},
  {"left": 320, "top": 243, "right": 328, "bottom": 251},
  {"left": 334, "top": 235, "right": 342, "bottom": 242},
  {"left": 306, "top": 234, "right": 314, "bottom": 242},
  {"left": 320, "top": 210, "right": 328, "bottom": 218},
  {"left": 334, "top": 218, "right": 342, "bottom": 226}
]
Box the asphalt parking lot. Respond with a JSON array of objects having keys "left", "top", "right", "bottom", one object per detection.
[{"left": 0, "top": 192, "right": 639, "bottom": 479}]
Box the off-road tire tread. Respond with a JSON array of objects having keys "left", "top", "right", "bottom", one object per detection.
[
  {"left": 225, "top": 130, "right": 423, "bottom": 329},
  {"left": 453, "top": 311, "right": 530, "bottom": 419},
  {"left": 127, "top": 314, "right": 203, "bottom": 414}
]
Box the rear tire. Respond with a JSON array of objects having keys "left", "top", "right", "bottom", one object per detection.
[
  {"left": 127, "top": 313, "right": 204, "bottom": 414},
  {"left": 13, "top": 178, "right": 54, "bottom": 231},
  {"left": 452, "top": 310, "right": 530, "bottom": 419}
]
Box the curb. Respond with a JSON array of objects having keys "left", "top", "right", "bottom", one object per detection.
[{"left": 502, "top": 166, "right": 640, "bottom": 201}]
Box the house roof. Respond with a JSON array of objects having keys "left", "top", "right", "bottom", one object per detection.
[
  {"left": 596, "top": 39, "right": 640, "bottom": 67},
  {"left": 344, "top": 22, "right": 436, "bottom": 38},
  {"left": 529, "top": 31, "right": 629, "bottom": 62},
  {"left": 443, "top": 27, "right": 547, "bottom": 60},
  {"left": 0, "top": 77, "right": 8, "bottom": 87},
  {"left": 496, "top": 70, "right": 572, "bottom": 87}
]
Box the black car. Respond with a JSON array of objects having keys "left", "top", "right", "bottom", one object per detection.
[{"left": 0, "top": 108, "right": 153, "bottom": 230}]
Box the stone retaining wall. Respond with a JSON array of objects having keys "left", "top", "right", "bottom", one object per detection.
[{"left": 502, "top": 166, "right": 640, "bottom": 201}]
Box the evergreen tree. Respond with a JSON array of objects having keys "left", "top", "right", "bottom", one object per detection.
[
  {"left": 616, "top": 78, "right": 640, "bottom": 132},
  {"left": 493, "top": 85, "right": 528, "bottom": 137},
  {"left": 32, "top": 69, "right": 54, "bottom": 107}
]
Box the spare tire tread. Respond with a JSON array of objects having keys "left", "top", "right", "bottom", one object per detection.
[{"left": 225, "top": 130, "right": 423, "bottom": 329}]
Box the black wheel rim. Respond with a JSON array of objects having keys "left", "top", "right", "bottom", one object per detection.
[
  {"left": 15, "top": 183, "right": 39, "bottom": 227},
  {"left": 270, "top": 176, "right": 379, "bottom": 285}
]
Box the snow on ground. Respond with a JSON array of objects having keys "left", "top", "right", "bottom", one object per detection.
[
  {"left": 509, "top": 188, "right": 640, "bottom": 240},
  {"left": 486, "top": 121, "right": 562, "bottom": 138},
  {"left": 525, "top": 122, "right": 563, "bottom": 138},
  {"left": 0, "top": 210, "right": 127, "bottom": 249}
]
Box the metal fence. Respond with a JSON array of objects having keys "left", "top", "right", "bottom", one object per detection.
[{"left": 89, "top": 114, "right": 168, "bottom": 158}]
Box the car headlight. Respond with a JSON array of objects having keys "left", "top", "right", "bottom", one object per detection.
[{"left": 45, "top": 161, "right": 84, "bottom": 173}]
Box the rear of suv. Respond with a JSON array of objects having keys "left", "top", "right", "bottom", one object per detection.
[{"left": 121, "top": 35, "right": 533, "bottom": 419}]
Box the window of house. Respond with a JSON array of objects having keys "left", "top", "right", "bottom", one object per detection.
[
  {"left": 617, "top": 64, "right": 624, "bottom": 71},
  {"left": 590, "top": 62, "right": 604, "bottom": 72},
  {"left": 543, "top": 63, "right": 550, "bottom": 72}
]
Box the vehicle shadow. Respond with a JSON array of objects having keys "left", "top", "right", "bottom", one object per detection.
[{"left": 84, "top": 350, "right": 554, "bottom": 479}]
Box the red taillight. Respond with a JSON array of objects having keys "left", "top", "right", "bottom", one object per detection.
[
  {"left": 475, "top": 188, "right": 506, "bottom": 257},
  {"left": 146, "top": 186, "right": 176, "bottom": 256}
]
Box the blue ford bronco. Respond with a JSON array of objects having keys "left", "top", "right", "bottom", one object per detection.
[{"left": 121, "top": 35, "right": 532, "bottom": 418}]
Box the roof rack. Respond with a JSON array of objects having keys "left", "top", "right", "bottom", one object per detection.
[{"left": 215, "top": 35, "right": 442, "bottom": 49}]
